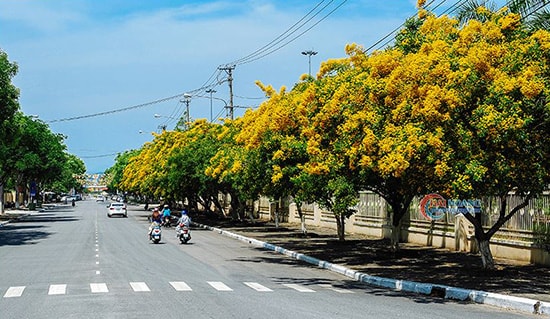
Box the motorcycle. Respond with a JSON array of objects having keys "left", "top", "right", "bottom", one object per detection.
[
  {"left": 162, "top": 215, "right": 175, "bottom": 228},
  {"left": 176, "top": 223, "right": 191, "bottom": 244},
  {"left": 149, "top": 223, "right": 162, "bottom": 244}
]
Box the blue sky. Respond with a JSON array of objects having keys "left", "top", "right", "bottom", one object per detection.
[{"left": 1, "top": 0, "right": 476, "bottom": 173}]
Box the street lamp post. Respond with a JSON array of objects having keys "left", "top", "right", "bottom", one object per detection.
[
  {"left": 180, "top": 93, "right": 192, "bottom": 128},
  {"left": 205, "top": 89, "right": 216, "bottom": 122},
  {"left": 301, "top": 50, "right": 318, "bottom": 77}
]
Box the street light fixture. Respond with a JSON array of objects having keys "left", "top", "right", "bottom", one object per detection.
[{"left": 301, "top": 50, "right": 318, "bottom": 77}]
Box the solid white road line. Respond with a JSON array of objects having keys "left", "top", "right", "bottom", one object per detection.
[
  {"left": 207, "top": 281, "right": 233, "bottom": 291},
  {"left": 169, "top": 281, "right": 192, "bottom": 291},
  {"left": 244, "top": 282, "right": 273, "bottom": 292},
  {"left": 4, "top": 286, "right": 25, "bottom": 298},
  {"left": 282, "top": 284, "right": 315, "bottom": 292},
  {"left": 130, "top": 282, "right": 150, "bottom": 292},
  {"left": 90, "top": 283, "right": 109, "bottom": 293},
  {"left": 48, "top": 284, "right": 67, "bottom": 295}
]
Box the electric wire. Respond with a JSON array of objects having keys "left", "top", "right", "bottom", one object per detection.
[
  {"left": 228, "top": 0, "right": 335, "bottom": 66},
  {"left": 45, "top": 1, "right": 346, "bottom": 124},
  {"left": 236, "top": 1, "right": 348, "bottom": 66}
]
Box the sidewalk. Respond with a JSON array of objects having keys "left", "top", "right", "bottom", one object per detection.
[{"left": 193, "top": 217, "right": 550, "bottom": 316}]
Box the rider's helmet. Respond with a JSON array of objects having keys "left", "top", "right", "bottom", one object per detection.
[
  {"left": 181, "top": 209, "right": 188, "bottom": 215},
  {"left": 164, "top": 204, "right": 169, "bottom": 208}
]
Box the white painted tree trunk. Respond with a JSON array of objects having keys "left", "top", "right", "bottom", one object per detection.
[
  {"left": 300, "top": 214, "right": 307, "bottom": 235},
  {"left": 390, "top": 224, "right": 401, "bottom": 252}
]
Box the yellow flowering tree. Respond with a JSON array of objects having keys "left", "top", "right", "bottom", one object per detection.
[
  {"left": 234, "top": 80, "right": 312, "bottom": 232},
  {"left": 205, "top": 119, "right": 268, "bottom": 220},
  {"left": 337, "top": 7, "right": 550, "bottom": 267}
]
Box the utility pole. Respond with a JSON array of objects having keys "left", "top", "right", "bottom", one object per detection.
[
  {"left": 301, "top": 50, "right": 318, "bottom": 77},
  {"left": 205, "top": 89, "right": 216, "bottom": 122},
  {"left": 218, "top": 65, "right": 235, "bottom": 120},
  {"left": 181, "top": 93, "right": 191, "bottom": 130}
]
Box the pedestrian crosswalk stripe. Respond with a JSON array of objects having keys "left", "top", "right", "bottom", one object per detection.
[
  {"left": 4, "top": 286, "right": 25, "bottom": 298},
  {"left": 208, "top": 281, "right": 233, "bottom": 291},
  {"left": 130, "top": 282, "right": 150, "bottom": 292},
  {"left": 318, "top": 284, "right": 354, "bottom": 294},
  {"left": 170, "top": 281, "right": 192, "bottom": 291},
  {"left": 244, "top": 282, "right": 272, "bottom": 292},
  {"left": 48, "top": 284, "right": 67, "bottom": 295},
  {"left": 90, "top": 283, "right": 109, "bottom": 293},
  {"left": 2, "top": 281, "right": 356, "bottom": 297},
  {"left": 282, "top": 284, "right": 315, "bottom": 292}
]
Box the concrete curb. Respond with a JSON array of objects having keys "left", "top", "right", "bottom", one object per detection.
[{"left": 195, "top": 222, "right": 549, "bottom": 317}]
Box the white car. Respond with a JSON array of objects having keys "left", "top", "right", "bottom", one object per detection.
[
  {"left": 96, "top": 195, "right": 105, "bottom": 202},
  {"left": 107, "top": 202, "right": 127, "bottom": 218}
]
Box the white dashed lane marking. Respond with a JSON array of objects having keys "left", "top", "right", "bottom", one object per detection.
[
  {"left": 208, "top": 281, "right": 233, "bottom": 291},
  {"left": 48, "top": 284, "right": 67, "bottom": 295},
  {"left": 3, "top": 286, "right": 25, "bottom": 298},
  {"left": 2, "top": 281, "right": 353, "bottom": 297},
  {"left": 244, "top": 282, "right": 273, "bottom": 292},
  {"left": 282, "top": 284, "right": 315, "bottom": 292},
  {"left": 170, "top": 281, "right": 192, "bottom": 291},
  {"left": 318, "top": 284, "right": 354, "bottom": 293},
  {"left": 90, "top": 283, "right": 109, "bottom": 293},
  {"left": 130, "top": 282, "right": 150, "bottom": 292}
]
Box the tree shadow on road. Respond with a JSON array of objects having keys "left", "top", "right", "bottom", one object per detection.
[{"left": 0, "top": 224, "right": 51, "bottom": 246}]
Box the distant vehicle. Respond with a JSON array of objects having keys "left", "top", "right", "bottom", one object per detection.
[
  {"left": 107, "top": 202, "right": 127, "bottom": 218},
  {"left": 61, "top": 195, "right": 76, "bottom": 203},
  {"left": 96, "top": 196, "right": 105, "bottom": 202}
]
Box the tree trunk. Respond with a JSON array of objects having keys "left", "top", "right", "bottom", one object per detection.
[
  {"left": 389, "top": 205, "right": 406, "bottom": 252},
  {"left": 274, "top": 201, "right": 280, "bottom": 228},
  {"left": 390, "top": 223, "right": 401, "bottom": 252},
  {"left": 0, "top": 184, "right": 4, "bottom": 214},
  {"left": 335, "top": 213, "right": 346, "bottom": 241},
  {"left": 296, "top": 203, "right": 307, "bottom": 235},
  {"left": 477, "top": 238, "right": 496, "bottom": 270},
  {"left": 229, "top": 193, "right": 242, "bottom": 220},
  {"left": 212, "top": 196, "right": 226, "bottom": 216}
]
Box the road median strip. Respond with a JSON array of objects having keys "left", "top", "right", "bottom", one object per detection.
[{"left": 195, "top": 222, "right": 549, "bottom": 317}]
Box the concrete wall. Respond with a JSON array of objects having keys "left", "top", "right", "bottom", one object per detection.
[{"left": 258, "top": 200, "right": 550, "bottom": 266}]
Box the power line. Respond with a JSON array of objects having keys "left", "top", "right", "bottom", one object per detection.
[
  {"left": 228, "top": 1, "right": 338, "bottom": 66},
  {"left": 45, "top": 92, "right": 190, "bottom": 124},
  {"left": 234, "top": 1, "right": 348, "bottom": 66},
  {"left": 44, "top": 1, "right": 347, "bottom": 124},
  {"left": 80, "top": 153, "right": 120, "bottom": 159}
]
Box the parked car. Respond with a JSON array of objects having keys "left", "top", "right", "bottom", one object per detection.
[{"left": 107, "top": 202, "right": 127, "bottom": 218}]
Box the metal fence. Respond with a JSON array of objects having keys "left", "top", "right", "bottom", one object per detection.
[{"left": 356, "top": 191, "right": 550, "bottom": 233}]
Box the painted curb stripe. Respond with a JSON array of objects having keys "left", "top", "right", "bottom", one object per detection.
[{"left": 196, "top": 222, "right": 550, "bottom": 317}]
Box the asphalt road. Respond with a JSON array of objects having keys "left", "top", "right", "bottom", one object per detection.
[{"left": 0, "top": 200, "right": 538, "bottom": 319}]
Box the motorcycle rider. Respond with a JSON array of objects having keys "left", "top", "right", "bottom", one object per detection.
[
  {"left": 148, "top": 208, "right": 162, "bottom": 237},
  {"left": 161, "top": 204, "right": 171, "bottom": 227},
  {"left": 175, "top": 209, "right": 191, "bottom": 239}
]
